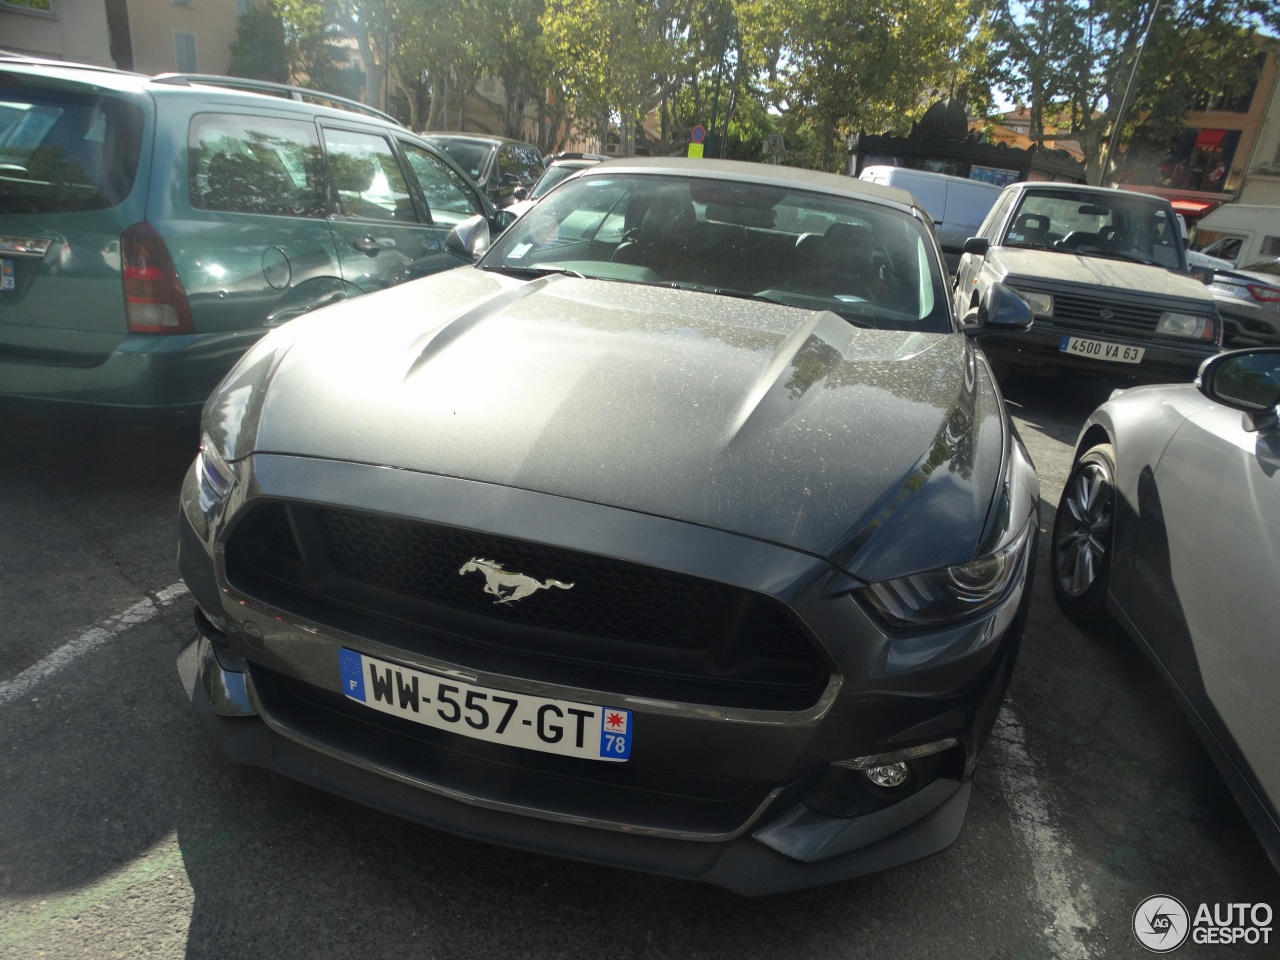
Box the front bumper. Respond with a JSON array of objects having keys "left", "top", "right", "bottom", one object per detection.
[
  {"left": 980, "top": 320, "right": 1218, "bottom": 384},
  {"left": 181, "top": 633, "right": 973, "bottom": 895},
  {"left": 177, "top": 452, "right": 1033, "bottom": 894}
]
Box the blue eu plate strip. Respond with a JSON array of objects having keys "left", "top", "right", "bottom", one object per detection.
[{"left": 339, "top": 648, "right": 366, "bottom": 702}]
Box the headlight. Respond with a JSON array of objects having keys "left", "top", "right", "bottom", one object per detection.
[
  {"left": 197, "top": 432, "right": 236, "bottom": 502},
  {"left": 1017, "top": 290, "right": 1053, "bottom": 317},
  {"left": 1156, "top": 311, "right": 1216, "bottom": 340},
  {"left": 856, "top": 520, "right": 1033, "bottom": 628}
]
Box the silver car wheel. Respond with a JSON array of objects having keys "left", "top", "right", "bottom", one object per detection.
[{"left": 1055, "top": 460, "right": 1113, "bottom": 598}]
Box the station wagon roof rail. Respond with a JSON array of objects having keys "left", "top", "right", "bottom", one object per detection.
[{"left": 152, "top": 73, "right": 401, "bottom": 125}]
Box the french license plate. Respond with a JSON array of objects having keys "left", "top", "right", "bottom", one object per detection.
[
  {"left": 1, "top": 259, "right": 14, "bottom": 292},
  {"left": 1059, "top": 335, "right": 1145, "bottom": 364},
  {"left": 339, "top": 648, "right": 632, "bottom": 762}
]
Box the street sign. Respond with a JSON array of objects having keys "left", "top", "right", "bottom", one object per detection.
[
  {"left": 687, "top": 143, "right": 704, "bottom": 159},
  {"left": 691, "top": 125, "right": 706, "bottom": 144}
]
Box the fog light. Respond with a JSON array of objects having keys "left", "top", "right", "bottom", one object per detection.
[{"left": 864, "top": 763, "right": 909, "bottom": 788}]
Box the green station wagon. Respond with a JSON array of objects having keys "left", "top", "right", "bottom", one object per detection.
[{"left": 0, "top": 57, "right": 509, "bottom": 423}]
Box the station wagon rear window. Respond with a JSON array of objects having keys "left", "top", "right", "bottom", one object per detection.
[{"left": 0, "top": 83, "right": 143, "bottom": 213}]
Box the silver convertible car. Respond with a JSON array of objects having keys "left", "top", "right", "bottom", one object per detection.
[
  {"left": 177, "top": 159, "right": 1037, "bottom": 894},
  {"left": 1052, "top": 347, "right": 1280, "bottom": 870}
]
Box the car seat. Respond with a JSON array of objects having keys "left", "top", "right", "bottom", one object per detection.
[
  {"left": 611, "top": 191, "right": 697, "bottom": 279},
  {"left": 1008, "top": 213, "right": 1050, "bottom": 246}
]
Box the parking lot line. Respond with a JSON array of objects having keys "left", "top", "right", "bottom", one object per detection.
[
  {"left": 0, "top": 582, "right": 188, "bottom": 708},
  {"left": 990, "top": 703, "right": 1097, "bottom": 959}
]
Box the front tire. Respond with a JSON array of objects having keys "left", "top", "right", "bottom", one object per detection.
[{"left": 1051, "top": 443, "right": 1116, "bottom": 622}]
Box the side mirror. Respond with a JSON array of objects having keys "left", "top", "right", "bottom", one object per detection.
[
  {"left": 1197, "top": 348, "right": 1280, "bottom": 430},
  {"left": 493, "top": 209, "right": 518, "bottom": 232},
  {"left": 444, "top": 214, "right": 492, "bottom": 261},
  {"left": 1189, "top": 266, "right": 1214, "bottom": 285},
  {"left": 499, "top": 172, "right": 521, "bottom": 186},
  {"left": 964, "top": 281, "right": 1033, "bottom": 336},
  {"left": 962, "top": 236, "right": 990, "bottom": 257}
]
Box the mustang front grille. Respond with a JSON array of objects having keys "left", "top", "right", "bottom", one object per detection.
[{"left": 224, "top": 501, "right": 830, "bottom": 710}]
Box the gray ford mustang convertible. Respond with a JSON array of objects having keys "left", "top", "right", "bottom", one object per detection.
[{"left": 177, "top": 158, "right": 1038, "bottom": 894}]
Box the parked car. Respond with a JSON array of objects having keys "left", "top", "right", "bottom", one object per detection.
[
  {"left": 0, "top": 56, "right": 507, "bottom": 424},
  {"left": 1186, "top": 248, "right": 1236, "bottom": 272},
  {"left": 1209, "top": 257, "right": 1280, "bottom": 347},
  {"left": 1194, "top": 203, "right": 1280, "bottom": 267},
  {"left": 857, "top": 165, "right": 1003, "bottom": 275},
  {"left": 420, "top": 132, "right": 544, "bottom": 209},
  {"left": 503, "top": 152, "right": 610, "bottom": 219},
  {"left": 1051, "top": 347, "right": 1280, "bottom": 871},
  {"left": 178, "top": 158, "right": 1038, "bottom": 895},
  {"left": 954, "top": 182, "right": 1222, "bottom": 385}
]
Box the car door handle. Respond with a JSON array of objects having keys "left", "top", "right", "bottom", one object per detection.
[{"left": 352, "top": 236, "right": 388, "bottom": 256}]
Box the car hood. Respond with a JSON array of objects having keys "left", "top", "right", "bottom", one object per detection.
[
  {"left": 208, "top": 269, "right": 1006, "bottom": 580},
  {"left": 991, "top": 247, "right": 1214, "bottom": 304}
]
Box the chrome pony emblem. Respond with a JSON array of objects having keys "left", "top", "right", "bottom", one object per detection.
[{"left": 458, "top": 557, "right": 574, "bottom": 604}]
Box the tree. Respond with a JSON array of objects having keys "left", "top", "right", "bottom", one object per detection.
[
  {"left": 228, "top": 6, "right": 290, "bottom": 84},
  {"left": 991, "top": 0, "right": 1280, "bottom": 183},
  {"left": 270, "top": 0, "right": 348, "bottom": 91},
  {"left": 541, "top": 0, "right": 692, "bottom": 146},
  {"left": 737, "top": 0, "right": 993, "bottom": 171}
]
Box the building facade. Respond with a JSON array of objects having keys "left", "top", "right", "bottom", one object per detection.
[
  {"left": 1117, "top": 37, "right": 1280, "bottom": 218},
  {"left": 1, "top": 0, "right": 240, "bottom": 75},
  {"left": 1236, "top": 51, "right": 1280, "bottom": 206}
]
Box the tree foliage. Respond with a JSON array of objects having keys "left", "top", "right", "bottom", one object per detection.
[
  {"left": 270, "top": 0, "right": 350, "bottom": 92},
  {"left": 736, "top": 0, "right": 994, "bottom": 171},
  {"left": 991, "top": 0, "right": 1280, "bottom": 182},
  {"left": 227, "top": 6, "right": 290, "bottom": 84}
]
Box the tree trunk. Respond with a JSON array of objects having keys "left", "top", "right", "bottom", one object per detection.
[{"left": 426, "top": 73, "right": 448, "bottom": 131}]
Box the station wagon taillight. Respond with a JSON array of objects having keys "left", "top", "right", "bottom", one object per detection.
[{"left": 121, "top": 222, "right": 194, "bottom": 334}]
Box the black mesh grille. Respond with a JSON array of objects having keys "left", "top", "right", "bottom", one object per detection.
[
  {"left": 226, "top": 501, "right": 828, "bottom": 709},
  {"left": 1052, "top": 293, "right": 1162, "bottom": 333},
  {"left": 315, "top": 510, "right": 731, "bottom": 652},
  {"left": 252, "top": 502, "right": 300, "bottom": 561}
]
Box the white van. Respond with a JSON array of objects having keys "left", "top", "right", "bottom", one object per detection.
[
  {"left": 1193, "top": 204, "right": 1280, "bottom": 267},
  {"left": 857, "top": 166, "right": 1003, "bottom": 273}
]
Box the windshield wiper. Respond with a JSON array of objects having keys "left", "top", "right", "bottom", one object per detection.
[
  {"left": 481, "top": 264, "right": 585, "bottom": 279},
  {"left": 663, "top": 281, "right": 780, "bottom": 304}
]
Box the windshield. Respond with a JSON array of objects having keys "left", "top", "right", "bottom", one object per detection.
[
  {"left": 530, "top": 162, "right": 592, "bottom": 199},
  {"left": 432, "top": 141, "right": 491, "bottom": 182},
  {"left": 481, "top": 172, "right": 951, "bottom": 333},
  {"left": 1002, "top": 189, "right": 1185, "bottom": 269}
]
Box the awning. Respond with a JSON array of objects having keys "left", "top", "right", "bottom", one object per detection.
[
  {"left": 1194, "top": 128, "right": 1227, "bottom": 149},
  {"left": 1171, "top": 199, "right": 1217, "bottom": 216}
]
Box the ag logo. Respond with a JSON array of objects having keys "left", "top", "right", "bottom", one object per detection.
[{"left": 1133, "top": 895, "right": 1190, "bottom": 953}]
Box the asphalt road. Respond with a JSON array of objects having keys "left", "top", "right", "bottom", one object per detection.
[{"left": 2, "top": 372, "right": 1277, "bottom": 960}]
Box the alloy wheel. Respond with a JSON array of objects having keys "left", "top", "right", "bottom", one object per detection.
[{"left": 1055, "top": 460, "right": 1113, "bottom": 598}]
